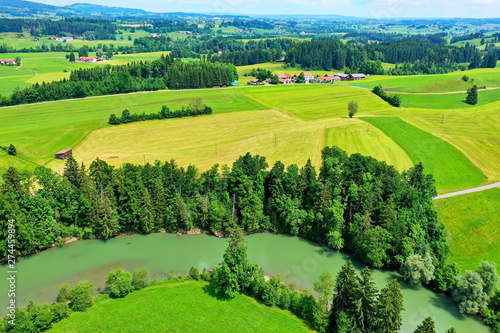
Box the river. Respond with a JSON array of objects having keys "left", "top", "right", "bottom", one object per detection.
[{"left": 0, "top": 233, "right": 490, "bottom": 332}]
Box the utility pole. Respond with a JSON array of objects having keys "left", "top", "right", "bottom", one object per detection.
[{"left": 441, "top": 115, "right": 445, "bottom": 124}]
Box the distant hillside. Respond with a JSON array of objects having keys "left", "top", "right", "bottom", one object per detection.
[{"left": 0, "top": 0, "right": 247, "bottom": 19}]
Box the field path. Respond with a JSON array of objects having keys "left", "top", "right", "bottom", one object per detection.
[{"left": 433, "top": 182, "right": 500, "bottom": 200}]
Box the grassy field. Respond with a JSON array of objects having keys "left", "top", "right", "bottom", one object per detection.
[
  {"left": 325, "top": 124, "right": 413, "bottom": 171},
  {"left": 49, "top": 280, "right": 311, "bottom": 333},
  {"left": 362, "top": 68, "right": 500, "bottom": 93},
  {"left": 244, "top": 85, "right": 393, "bottom": 120},
  {"left": 434, "top": 188, "right": 500, "bottom": 271},
  {"left": 0, "top": 88, "right": 266, "bottom": 166},
  {"left": 360, "top": 117, "right": 487, "bottom": 191},
  {"left": 398, "top": 89, "right": 500, "bottom": 109}
]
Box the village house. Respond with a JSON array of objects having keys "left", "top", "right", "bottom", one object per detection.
[
  {"left": 317, "top": 77, "right": 336, "bottom": 83},
  {"left": 78, "top": 56, "right": 102, "bottom": 63},
  {"left": 249, "top": 78, "right": 261, "bottom": 85},
  {"left": 277, "top": 73, "right": 292, "bottom": 84},
  {"left": 0, "top": 59, "right": 16, "bottom": 65},
  {"left": 149, "top": 33, "right": 162, "bottom": 38},
  {"left": 55, "top": 148, "right": 72, "bottom": 160},
  {"left": 302, "top": 72, "right": 315, "bottom": 83}
]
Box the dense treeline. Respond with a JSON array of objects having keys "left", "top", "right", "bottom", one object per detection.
[
  {"left": 0, "top": 18, "right": 116, "bottom": 40},
  {"left": 207, "top": 48, "right": 282, "bottom": 66},
  {"left": 285, "top": 37, "right": 487, "bottom": 74},
  {"left": 108, "top": 102, "right": 213, "bottom": 125},
  {"left": 220, "top": 18, "right": 275, "bottom": 30},
  {"left": 0, "top": 148, "right": 447, "bottom": 271},
  {"left": 144, "top": 20, "right": 203, "bottom": 34},
  {"left": 0, "top": 55, "right": 238, "bottom": 106}
]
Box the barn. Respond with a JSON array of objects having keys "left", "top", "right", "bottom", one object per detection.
[{"left": 55, "top": 148, "right": 73, "bottom": 160}]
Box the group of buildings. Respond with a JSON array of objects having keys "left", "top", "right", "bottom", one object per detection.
[{"left": 250, "top": 72, "right": 367, "bottom": 85}]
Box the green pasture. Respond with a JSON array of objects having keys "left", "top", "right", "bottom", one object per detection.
[
  {"left": 360, "top": 117, "right": 487, "bottom": 190},
  {"left": 49, "top": 280, "right": 311, "bottom": 333},
  {"left": 399, "top": 89, "right": 500, "bottom": 109},
  {"left": 404, "top": 103, "right": 500, "bottom": 182},
  {"left": 434, "top": 188, "right": 500, "bottom": 271},
  {"left": 362, "top": 68, "right": 500, "bottom": 93},
  {"left": 0, "top": 88, "right": 266, "bottom": 167},
  {"left": 243, "top": 85, "right": 393, "bottom": 120}
]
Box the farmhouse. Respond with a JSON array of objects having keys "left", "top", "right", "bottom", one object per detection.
[
  {"left": 55, "top": 148, "right": 73, "bottom": 160},
  {"left": 318, "top": 77, "right": 335, "bottom": 83},
  {"left": 249, "top": 78, "right": 261, "bottom": 85},
  {"left": 277, "top": 73, "right": 292, "bottom": 84},
  {"left": 0, "top": 59, "right": 16, "bottom": 65},
  {"left": 302, "top": 72, "right": 315, "bottom": 82},
  {"left": 336, "top": 73, "right": 350, "bottom": 81},
  {"left": 348, "top": 74, "right": 367, "bottom": 80},
  {"left": 78, "top": 56, "right": 102, "bottom": 63}
]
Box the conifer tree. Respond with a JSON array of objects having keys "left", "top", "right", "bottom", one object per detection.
[{"left": 465, "top": 85, "right": 478, "bottom": 105}]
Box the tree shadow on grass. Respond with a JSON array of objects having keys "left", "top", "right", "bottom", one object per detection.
[{"left": 202, "top": 283, "right": 233, "bottom": 302}]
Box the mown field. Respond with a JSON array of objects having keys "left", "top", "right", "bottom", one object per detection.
[
  {"left": 361, "top": 117, "right": 487, "bottom": 190},
  {"left": 49, "top": 280, "right": 311, "bottom": 333},
  {"left": 434, "top": 188, "right": 500, "bottom": 271},
  {"left": 324, "top": 124, "right": 413, "bottom": 171},
  {"left": 60, "top": 109, "right": 414, "bottom": 174}
]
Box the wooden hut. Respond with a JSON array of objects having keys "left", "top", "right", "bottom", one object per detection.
[{"left": 55, "top": 148, "right": 72, "bottom": 160}]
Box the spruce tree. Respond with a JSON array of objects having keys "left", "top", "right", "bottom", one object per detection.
[
  {"left": 413, "top": 317, "right": 436, "bottom": 333},
  {"left": 6, "top": 144, "right": 17, "bottom": 156},
  {"left": 465, "top": 85, "right": 478, "bottom": 105},
  {"left": 375, "top": 279, "right": 404, "bottom": 333},
  {"left": 210, "top": 227, "right": 257, "bottom": 298}
]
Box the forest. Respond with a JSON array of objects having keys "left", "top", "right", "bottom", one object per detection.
[
  {"left": 0, "top": 18, "right": 116, "bottom": 40},
  {"left": 285, "top": 37, "right": 496, "bottom": 74},
  {"left": 0, "top": 55, "right": 238, "bottom": 106}
]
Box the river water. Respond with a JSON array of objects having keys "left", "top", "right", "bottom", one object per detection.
[{"left": 0, "top": 233, "right": 490, "bottom": 332}]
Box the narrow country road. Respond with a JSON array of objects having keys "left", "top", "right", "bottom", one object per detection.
[{"left": 433, "top": 182, "right": 500, "bottom": 200}]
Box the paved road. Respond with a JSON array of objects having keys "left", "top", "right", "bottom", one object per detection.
[{"left": 433, "top": 182, "right": 500, "bottom": 200}]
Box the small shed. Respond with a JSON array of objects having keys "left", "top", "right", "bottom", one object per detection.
[{"left": 55, "top": 148, "right": 72, "bottom": 160}]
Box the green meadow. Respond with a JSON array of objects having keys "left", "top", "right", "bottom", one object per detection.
[
  {"left": 434, "top": 188, "right": 500, "bottom": 271},
  {"left": 360, "top": 117, "right": 487, "bottom": 190},
  {"left": 399, "top": 89, "right": 500, "bottom": 109},
  {"left": 49, "top": 280, "right": 311, "bottom": 333},
  {"left": 362, "top": 67, "right": 500, "bottom": 93}
]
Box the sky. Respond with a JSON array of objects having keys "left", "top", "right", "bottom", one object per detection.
[{"left": 35, "top": 0, "right": 500, "bottom": 18}]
